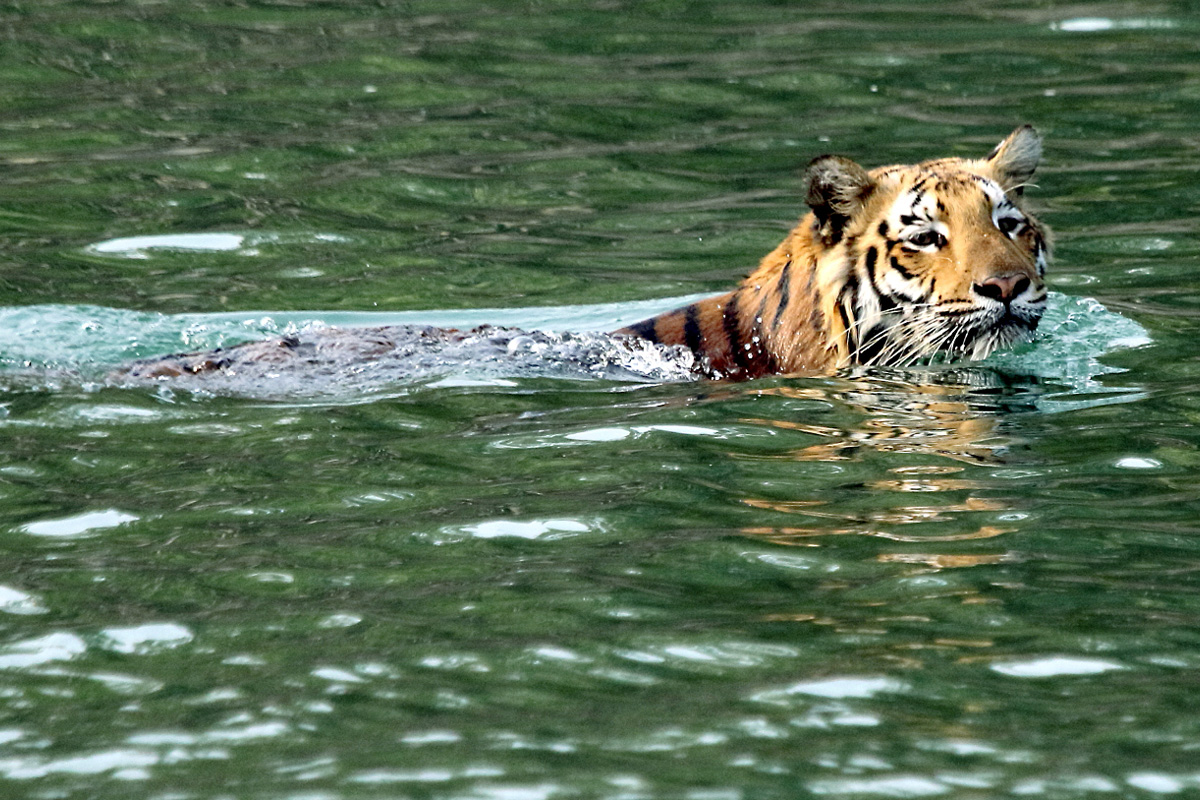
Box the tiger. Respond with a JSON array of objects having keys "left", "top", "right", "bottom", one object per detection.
[
  {"left": 118, "top": 127, "right": 1049, "bottom": 389},
  {"left": 617, "top": 125, "right": 1050, "bottom": 380}
]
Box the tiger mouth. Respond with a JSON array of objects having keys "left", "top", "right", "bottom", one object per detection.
[
  {"left": 859, "top": 307, "right": 1042, "bottom": 367},
  {"left": 957, "top": 312, "right": 1041, "bottom": 362}
]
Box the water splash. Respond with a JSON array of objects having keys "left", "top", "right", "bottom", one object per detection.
[
  {"left": 980, "top": 293, "right": 1150, "bottom": 410},
  {"left": 0, "top": 293, "right": 1148, "bottom": 406},
  {"left": 112, "top": 324, "right": 699, "bottom": 397}
]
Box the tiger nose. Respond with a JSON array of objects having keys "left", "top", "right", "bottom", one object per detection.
[{"left": 974, "top": 274, "right": 1030, "bottom": 304}]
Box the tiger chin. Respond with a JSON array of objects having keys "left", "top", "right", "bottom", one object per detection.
[{"left": 618, "top": 125, "right": 1051, "bottom": 380}]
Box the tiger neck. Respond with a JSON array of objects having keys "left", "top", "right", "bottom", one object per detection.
[
  {"left": 735, "top": 220, "right": 853, "bottom": 374},
  {"left": 617, "top": 217, "right": 856, "bottom": 378}
]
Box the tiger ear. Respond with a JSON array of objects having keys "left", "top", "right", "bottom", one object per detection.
[
  {"left": 986, "top": 125, "right": 1042, "bottom": 194},
  {"left": 805, "top": 155, "right": 875, "bottom": 245}
]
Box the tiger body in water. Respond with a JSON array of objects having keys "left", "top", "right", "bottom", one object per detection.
[{"left": 121, "top": 126, "right": 1049, "bottom": 384}]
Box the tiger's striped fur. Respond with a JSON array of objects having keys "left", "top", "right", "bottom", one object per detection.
[{"left": 617, "top": 126, "right": 1051, "bottom": 379}]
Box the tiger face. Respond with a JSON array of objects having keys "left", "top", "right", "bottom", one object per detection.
[{"left": 808, "top": 125, "right": 1050, "bottom": 369}]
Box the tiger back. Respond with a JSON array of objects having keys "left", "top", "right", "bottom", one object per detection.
[{"left": 617, "top": 126, "right": 1050, "bottom": 379}]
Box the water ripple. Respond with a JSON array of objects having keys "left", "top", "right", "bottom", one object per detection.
[
  {"left": 425, "top": 517, "right": 598, "bottom": 543},
  {"left": 97, "top": 623, "right": 193, "bottom": 655},
  {"left": 750, "top": 676, "right": 907, "bottom": 704},
  {"left": 990, "top": 656, "right": 1125, "bottom": 678},
  {"left": 86, "top": 231, "right": 349, "bottom": 259},
  {"left": 808, "top": 775, "right": 950, "bottom": 798},
  {"left": 0, "top": 748, "right": 162, "bottom": 781},
  {"left": 0, "top": 586, "right": 47, "bottom": 616}
]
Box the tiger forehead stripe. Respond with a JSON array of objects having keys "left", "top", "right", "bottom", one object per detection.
[
  {"left": 965, "top": 173, "right": 1016, "bottom": 209},
  {"left": 900, "top": 175, "right": 1018, "bottom": 224},
  {"left": 895, "top": 187, "right": 943, "bottom": 227}
]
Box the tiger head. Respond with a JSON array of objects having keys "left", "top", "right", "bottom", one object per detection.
[{"left": 806, "top": 125, "right": 1050, "bottom": 368}]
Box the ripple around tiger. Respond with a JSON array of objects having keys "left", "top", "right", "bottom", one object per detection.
[{"left": 115, "top": 324, "right": 699, "bottom": 396}]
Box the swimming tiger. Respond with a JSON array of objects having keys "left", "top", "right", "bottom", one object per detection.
[
  {"left": 118, "top": 127, "right": 1049, "bottom": 389},
  {"left": 617, "top": 125, "right": 1050, "bottom": 379}
]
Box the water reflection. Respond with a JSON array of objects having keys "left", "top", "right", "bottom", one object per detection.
[
  {"left": 743, "top": 374, "right": 1030, "bottom": 463},
  {"left": 0, "top": 0, "right": 1188, "bottom": 793},
  {"left": 736, "top": 374, "right": 1030, "bottom": 568}
]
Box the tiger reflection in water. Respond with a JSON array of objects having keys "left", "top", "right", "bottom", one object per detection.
[{"left": 730, "top": 371, "right": 1038, "bottom": 583}]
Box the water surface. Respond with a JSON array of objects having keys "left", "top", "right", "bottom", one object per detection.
[{"left": 0, "top": 2, "right": 1198, "bottom": 798}]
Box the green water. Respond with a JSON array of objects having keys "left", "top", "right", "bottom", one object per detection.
[{"left": 1, "top": 1, "right": 1199, "bottom": 797}]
